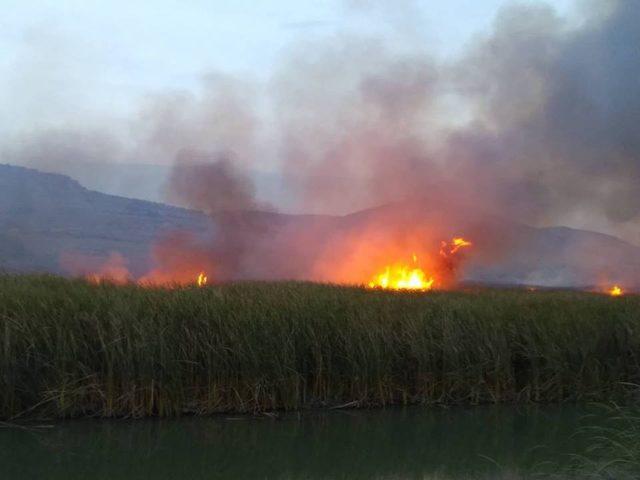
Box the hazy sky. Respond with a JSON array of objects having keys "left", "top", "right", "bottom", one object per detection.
[
  {"left": 1, "top": 0, "right": 575, "bottom": 135},
  {"left": 4, "top": 0, "right": 640, "bottom": 247}
]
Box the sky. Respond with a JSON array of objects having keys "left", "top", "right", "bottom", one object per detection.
[
  {"left": 6, "top": 0, "right": 639, "bottom": 247},
  {"left": 0, "top": 0, "right": 575, "bottom": 136}
]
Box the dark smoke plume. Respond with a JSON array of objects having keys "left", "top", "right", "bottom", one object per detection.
[
  {"left": 449, "top": 0, "right": 640, "bottom": 240},
  {"left": 166, "top": 149, "right": 262, "bottom": 214},
  {"left": 3, "top": 0, "right": 640, "bottom": 285}
]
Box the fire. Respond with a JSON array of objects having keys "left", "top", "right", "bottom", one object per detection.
[
  {"left": 609, "top": 285, "right": 623, "bottom": 296},
  {"left": 72, "top": 251, "right": 212, "bottom": 288},
  {"left": 440, "top": 237, "right": 473, "bottom": 257},
  {"left": 368, "top": 236, "right": 472, "bottom": 291},
  {"left": 368, "top": 254, "right": 435, "bottom": 291}
]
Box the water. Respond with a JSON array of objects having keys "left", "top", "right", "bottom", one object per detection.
[{"left": 0, "top": 405, "right": 608, "bottom": 479}]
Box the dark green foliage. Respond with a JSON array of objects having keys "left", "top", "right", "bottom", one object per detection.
[{"left": 1, "top": 275, "right": 639, "bottom": 418}]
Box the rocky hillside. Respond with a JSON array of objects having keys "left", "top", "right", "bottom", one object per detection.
[
  {"left": 1, "top": 163, "right": 639, "bottom": 288},
  {"left": 0, "top": 164, "right": 210, "bottom": 275}
]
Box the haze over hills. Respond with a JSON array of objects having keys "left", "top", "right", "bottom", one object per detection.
[
  {"left": 22, "top": 160, "right": 296, "bottom": 210},
  {"left": 0, "top": 164, "right": 210, "bottom": 275},
  {"left": 1, "top": 163, "right": 639, "bottom": 289}
]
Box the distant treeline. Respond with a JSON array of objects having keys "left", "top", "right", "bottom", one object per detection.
[{"left": 0, "top": 275, "right": 639, "bottom": 419}]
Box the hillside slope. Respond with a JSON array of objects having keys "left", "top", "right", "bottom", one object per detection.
[
  {"left": 1, "top": 163, "right": 639, "bottom": 287},
  {"left": 0, "top": 164, "right": 210, "bottom": 275}
]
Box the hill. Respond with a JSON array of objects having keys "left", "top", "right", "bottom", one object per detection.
[{"left": 1, "top": 163, "right": 639, "bottom": 287}]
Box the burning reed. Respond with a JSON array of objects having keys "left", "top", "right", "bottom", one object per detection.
[{"left": 1, "top": 275, "right": 639, "bottom": 419}]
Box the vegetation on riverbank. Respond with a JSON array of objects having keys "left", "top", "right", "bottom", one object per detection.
[
  {"left": 562, "top": 401, "right": 640, "bottom": 479},
  {"left": 1, "top": 275, "right": 639, "bottom": 419}
]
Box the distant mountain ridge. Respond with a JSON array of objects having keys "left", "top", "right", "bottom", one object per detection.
[
  {"left": 1, "top": 163, "right": 639, "bottom": 288},
  {"left": 0, "top": 164, "right": 209, "bottom": 275}
]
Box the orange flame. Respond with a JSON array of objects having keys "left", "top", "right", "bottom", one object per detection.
[
  {"left": 197, "top": 272, "right": 208, "bottom": 287},
  {"left": 368, "top": 236, "right": 472, "bottom": 291},
  {"left": 368, "top": 254, "right": 435, "bottom": 291},
  {"left": 609, "top": 285, "right": 623, "bottom": 296},
  {"left": 440, "top": 237, "right": 473, "bottom": 257}
]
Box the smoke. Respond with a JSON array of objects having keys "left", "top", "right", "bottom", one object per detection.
[
  {"left": 60, "top": 251, "right": 131, "bottom": 284},
  {"left": 139, "top": 231, "right": 217, "bottom": 285},
  {"left": 166, "top": 149, "right": 262, "bottom": 214},
  {"left": 4, "top": 0, "right": 640, "bottom": 285},
  {"left": 270, "top": 36, "right": 444, "bottom": 214},
  {"left": 448, "top": 0, "right": 640, "bottom": 235},
  {"left": 267, "top": 0, "right": 640, "bottom": 238},
  {"left": 1, "top": 71, "right": 262, "bottom": 206},
  {"left": 134, "top": 73, "right": 260, "bottom": 169},
  {"left": 3, "top": 128, "right": 123, "bottom": 171}
]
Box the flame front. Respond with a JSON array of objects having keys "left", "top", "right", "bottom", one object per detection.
[
  {"left": 368, "top": 237, "right": 472, "bottom": 291},
  {"left": 197, "top": 272, "right": 208, "bottom": 287},
  {"left": 368, "top": 259, "right": 435, "bottom": 291},
  {"left": 609, "top": 285, "right": 623, "bottom": 296}
]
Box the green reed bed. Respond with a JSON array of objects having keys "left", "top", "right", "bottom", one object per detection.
[{"left": 0, "top": 275, "right": 639, "bottom": 418}]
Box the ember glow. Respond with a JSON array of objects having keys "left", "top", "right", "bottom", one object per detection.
[
  {"left": 368, "top": 237, "right": 472, "bottom": 291},
  {"left": 609, "top": 285, "right": 623, "bottom": 297},
  {"left": 88, "top": 270, "right": 211, "bottom": 288},
  {"left": 62, "top": 252, "right": 132, "bottom": 285},
  {"left": 65, "top": 248, "right": 214, "bottom": 288}
]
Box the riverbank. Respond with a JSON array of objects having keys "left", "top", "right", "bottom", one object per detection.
[{"left": 1, "top": 275, "right": 639, "bottom": 419}]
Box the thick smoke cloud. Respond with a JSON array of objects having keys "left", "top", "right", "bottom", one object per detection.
[
  {"left": 6, "top": 1, "right": 638, "bottom": 230},
  {"left": 3, "top": 0, "right": 640, "bottom": 284},
  {"left": 449, "top": 0, "right": 640, "bottom": 237},
  {"left": 271, "top": 37, "right": 442, "bottom": 214},
  {"left": 266, "top": 0, "right": 640, "bottom": 244},
  {"left": 166, "top": 149, "right": 262, "bottom": 214}
]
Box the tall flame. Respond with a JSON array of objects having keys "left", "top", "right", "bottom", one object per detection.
[{"left": 197, "top": 272, "right": 208, "bottom": 287}]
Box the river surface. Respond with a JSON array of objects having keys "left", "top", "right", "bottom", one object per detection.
[{"left": 0, "top": 405, "right": 612, "bottom": 479}]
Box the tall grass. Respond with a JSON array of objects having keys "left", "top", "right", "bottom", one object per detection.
[
  {"left": 0, "top": 275, "right": 639, "bottom": 418},
  {"left": 562, "top": 400, "right": 640, "bottom": 479}
]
